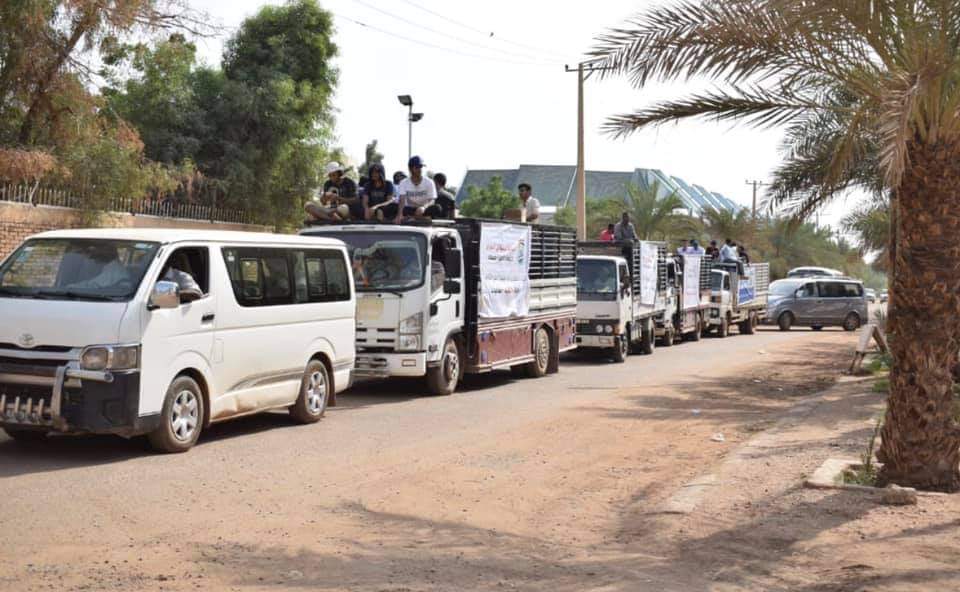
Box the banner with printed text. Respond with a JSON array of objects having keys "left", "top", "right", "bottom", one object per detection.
[
  {"left": 639, "top": 241, "right": 658, "bottom": 306},
  {"left": 479, "top": 223, "right": 532, "bottom": 318},
  {"left": 682, "top": 255, "right": 701, "bottom": 311}
]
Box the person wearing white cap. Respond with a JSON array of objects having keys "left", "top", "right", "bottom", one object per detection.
[{"left": 305, "top": 161, "right": 361, "bottom": 222}]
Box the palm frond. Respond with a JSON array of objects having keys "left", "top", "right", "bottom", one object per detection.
[{"left": 603, "top": 85, "right": 824, "bottom": 138}]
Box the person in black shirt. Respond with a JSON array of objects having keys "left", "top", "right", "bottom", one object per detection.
[
  {"left": 321, "top": 162, "right": 362, "bottom": 220},
  {"left": 362, "top": 164, "right": 398, "bottom": 221},
  {"left": 425, "top": 172, "right": 456, "bottom": 219}
]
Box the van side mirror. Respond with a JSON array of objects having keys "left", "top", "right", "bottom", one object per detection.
[
  {"left": 149, "top": 281, "right": 180, "bottom": 310},
  {"left": 443, "top": 279, "right": 461, "bottom": 294},
  {"left": 444, "top": 249, "right": 462, "bottom": 277}
]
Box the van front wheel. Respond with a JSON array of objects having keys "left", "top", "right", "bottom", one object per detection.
[
  {"left": 427, "top": 337, "right": 461, "bottom": 395},
  {"left": 290, "top": 359, "right": 330, "bottom": 423},
  {"left": 148, "top": 376, "right": 204, "bottom": 453}
]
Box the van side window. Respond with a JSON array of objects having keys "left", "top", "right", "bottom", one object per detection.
[
  {"left": 844, "top": 283, "right": 864, "bottom": 297},
  {"left": 301, "top": 250, "right": 351, "bottom": 302},
  {"left": 159, "top": 246, "right": 209, "bottom": 301},
  {"left": 818, "top": 282, "right": 847, "bottom": 298},
  {"left": 798, "top": 283, "right": 817, "bottom": 298},
  {"left": 223, "top": 247, "right": 349, "bottom": 306}
]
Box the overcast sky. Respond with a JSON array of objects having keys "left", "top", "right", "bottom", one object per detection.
[{"left": 190, "top": 0, "right": 858, "bottom": 229}]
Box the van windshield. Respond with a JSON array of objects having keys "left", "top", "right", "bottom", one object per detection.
[
  {"left": 770, "top": 281, "right": 800, "bottom": 296},
  {"left": 307, "top": 232, "right": 427, "bottom": 292},
  {"left": 577, "top": 259, "right": 618, "bottom": 301},
  {"left": 0, "top": 239, "right": 159, "bottom": 302}
]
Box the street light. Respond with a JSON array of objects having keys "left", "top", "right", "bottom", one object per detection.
[{"left": 397, "top": 94, "right": 423, "bottom": 160}]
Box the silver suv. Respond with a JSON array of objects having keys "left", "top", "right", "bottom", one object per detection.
[{"left": 766, "top": 278, "right": 868, "bottom": 332}]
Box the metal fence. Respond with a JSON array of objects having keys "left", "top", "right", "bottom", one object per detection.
[{"left": 0, "top": 183, "right": 251, "bottom": 225}]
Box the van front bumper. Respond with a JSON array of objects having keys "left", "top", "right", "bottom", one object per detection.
[
  {"left": 0, "top": 362, "right": 152, "bottom": 437},
  {"left": 354, "top": 352, "right": 427, "bottom": 378}
]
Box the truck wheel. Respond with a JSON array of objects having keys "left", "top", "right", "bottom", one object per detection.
[
  {"left": 427, "top": 337, "right": 461, "bottom": 395},
  {"left": 778, "top": 312, "right": 793, "bottom": 331},
  {"left": 687, "top": 318, "right": 703, "bottom": 342},
  {"left": 290, "top": 359, "right": 329, "bottom": 423},
  {"left": 739, "top": 313, "right": 755, "bottom": 335},
  {"left": 525, "top": 326, "right": 551, "bottom": 378},
  {"left": 611, "top": 333, "right": 629, "bottom": 363},
  {"left": 717, "top": 316, "right": 730, "bottom": 338},
  {"left": 148, "top": 375, "right": 204, "bottom": 453},
  {"left": 661, "top": 327, "right": 675, "bottom": 347},
  {"left": 842, "top": 313, "right": 861, "bottom": 332},
  {"left": 640, "top": 321, "right": 656, "bottom": 355},
  {"left": 3, "top": 428, "right": 49, "bottom": 443}
]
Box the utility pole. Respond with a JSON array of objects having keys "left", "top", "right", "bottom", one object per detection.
[
  {"left": 745, "top": 179, "right": 765, "bottom": 218},
  {"left": 565, "top": 62, "right": 614, "bottom": 240}
]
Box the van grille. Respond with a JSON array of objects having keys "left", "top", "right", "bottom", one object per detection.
[{"left": 0, "top": 343, "right": 73, "bottom": 353}]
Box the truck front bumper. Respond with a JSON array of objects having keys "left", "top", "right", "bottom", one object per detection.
[
  {"left": 0, "top": 362, "right": 150, "bottom": 436},
  {"left": 576, "top": 334, "right": 618, "bottom": 348},
  {"left": 354, "top": 352, "right": 427, "bottom": 378}
]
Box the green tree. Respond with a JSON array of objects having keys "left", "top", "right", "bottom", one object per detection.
[
  {"left": 459, "top": 176, "right": 516, "bottom": 219},
  {"left": 618, "top": 182, "right": 691, "bottom": 240},
  {"left": 553, "top": 205, "right": 576, "bottom": 228},
  {"left": 591, "top": 0, "right": 960, "bottom": 490},
  {"left": 843, "top": 201, "right": 890, "bottom": 271}
]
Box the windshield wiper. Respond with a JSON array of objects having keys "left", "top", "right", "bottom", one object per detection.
[
  {"left": 33, "top": 289, "right": 122, "bottom": 302},
  {"left": 0, "top": 287, "right": 30, "bottom": 298}
]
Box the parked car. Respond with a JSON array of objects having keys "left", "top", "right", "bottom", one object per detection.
[
  {"left": 786, "top": 266, "right": 844, "bottom": 279},
  {"left": 0, "top": 229, "right": 356, "bottom": 452},
  {"left": 766, "top": 277, "right": 868, "bottom": 332},
  {"left": 865, "top": 288, "right": 877, "bottom": 303},
  {"left": 879, "top": 290, "right": 889, "bottom": 303}
]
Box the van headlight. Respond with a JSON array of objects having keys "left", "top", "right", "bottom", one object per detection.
[
  {"left": 81, "top": 345, "right": 140, "bottom": 371},
  {"left": 399, "top": 312, "right": 423, "bottom": 335}
]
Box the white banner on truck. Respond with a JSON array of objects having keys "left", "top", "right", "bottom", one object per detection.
[
  {"left": 682, "top": 255, "right": 701, "bottom": 311},
  {"left": 479, "top": 223, "right": 532, "bottom": 318},
  {"left": 639, "top": 241, "right": 658, "bottom": 306}
]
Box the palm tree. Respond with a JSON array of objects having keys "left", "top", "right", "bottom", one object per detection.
[
  {"left": 701, "top": 207, "right": 756, "bottom": 245},
  {"left": 843, "top": 200, "right": 891, "bottom": 270},
  {"left": 619, "top": 181, "right": 691, "bottom": 240},
  {"left": 591, "top": 1, "right": 960, "bottom": 491}
]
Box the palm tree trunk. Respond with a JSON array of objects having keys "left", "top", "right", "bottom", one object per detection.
[{"left": 877, "top": 139, "right": 960, "bottom": 492}]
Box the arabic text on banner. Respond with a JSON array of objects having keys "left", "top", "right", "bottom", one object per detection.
[
  {"left": 682, "top": 255, "right": 701, "bottom": 311},
  {"left": 639, "top": 242, "right": 658, "bottom": 306},
  {"left": 479, "top": 223, "right": 532, "bottom": 318}
]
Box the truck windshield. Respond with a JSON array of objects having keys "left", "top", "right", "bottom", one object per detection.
[
  {"left": 0, "top": 239, "right": 160, "bottom": 302},
  {"left": 577, "top": 259, "right": 618, "bottom": 301},
  {"left": 308, "top": 232, "right": 427, "bottom": 292}
]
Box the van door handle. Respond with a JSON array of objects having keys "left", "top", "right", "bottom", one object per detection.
[{"left": 202, "top": 313, "right": 215, "bottom": 323}]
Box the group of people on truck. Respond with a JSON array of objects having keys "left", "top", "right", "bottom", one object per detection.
[
  {"left": 305, "top": 155, "right": 543, "bottom": 225},
  {"left": 305, "top": 156, "right": 457, "bottom": 224}
]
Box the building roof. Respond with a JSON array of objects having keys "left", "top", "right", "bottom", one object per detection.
[{"left": 457, "top": 165, "right": 743, "bottom": 216}]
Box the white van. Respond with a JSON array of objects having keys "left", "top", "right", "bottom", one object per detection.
[{"left": 0, "top": 229, "right": 355, "bottom": 452}]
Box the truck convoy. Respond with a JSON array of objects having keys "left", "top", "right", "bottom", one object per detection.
[
  {"left": 707, "top": 262, "right": 771, "bottom": 337},
  {"left": 303, "top": 219, "right": 578, "bottom": 395},
  {"left": 575, "top": 241, "right": 667, "bottom": 362}
]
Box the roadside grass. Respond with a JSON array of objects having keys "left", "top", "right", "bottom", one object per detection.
[{"left": 843, "top": 417, "right": 882, "bottom": 487}]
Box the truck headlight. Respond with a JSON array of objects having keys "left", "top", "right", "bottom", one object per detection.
[
  {"left": 81, "top": 345, "right": 140, "bottom": 371},
  {"left": 595, "top": 324, "right": 604, "bottom": 334},
  {"left": 399, "top": 312, "right": 423, "bottom": 334},
  {"left": 604, "top": 325, "right": 614, "bottom": 334},
  {"left": 396, "top": 335, "right": 421, "bottom": 352}
]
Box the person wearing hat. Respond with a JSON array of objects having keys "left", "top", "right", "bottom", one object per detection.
[
  {"left": 323, "top": 161, "right": 360, "bottom": 218},
  {"left": 396, "top": 156, "right": 437, "bottom": 221}
]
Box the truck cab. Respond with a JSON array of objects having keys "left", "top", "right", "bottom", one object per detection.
[
  {"left": 708, "top": 262, "right": 770, "bottom": 337},
  {"left": 302, "top": 224, "right": 464, "bottom": 393},
  {"left": 576, "top": 255, "right": 632, "bottom": 360}
]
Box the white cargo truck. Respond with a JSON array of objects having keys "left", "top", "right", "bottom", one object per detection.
[{"left": 707, "top": 261, "right": 770, "bottom": 337}]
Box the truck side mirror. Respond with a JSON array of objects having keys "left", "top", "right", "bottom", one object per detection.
[
  {"left": 149, "top": 281, "right": 180, "bottom": 310},
  {"left": 444, "top": 249, "right": 462, "bottom": 277},
  {"left": 443, "top": 279, "right": 461, "bottom": 294}
]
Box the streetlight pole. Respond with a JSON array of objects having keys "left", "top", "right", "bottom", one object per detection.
[{"left": 397, "top": 95, "right": 423, "bottom": 161}]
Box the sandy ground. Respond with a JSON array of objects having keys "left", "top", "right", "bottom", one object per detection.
[{"left": 0, "top": 325, "right": 955, "bottom": 591}]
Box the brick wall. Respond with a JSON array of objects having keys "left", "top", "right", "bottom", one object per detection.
[{"left": 0, "top": 202, "right": 271, "bottom": 262}]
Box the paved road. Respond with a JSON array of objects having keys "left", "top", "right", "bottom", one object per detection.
[{"left": 0, "top": 326, "right": 856, "bottom": 591}]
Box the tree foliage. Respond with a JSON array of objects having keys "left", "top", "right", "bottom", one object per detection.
[{"left": 458, "top": 176, "right": 517, "bottom": 219}]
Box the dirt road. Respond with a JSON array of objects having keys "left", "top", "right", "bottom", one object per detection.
[{"left": 0, "top": 328, "right": 856, "bottom": 591}]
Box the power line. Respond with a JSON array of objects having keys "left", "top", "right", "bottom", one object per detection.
[
  {"left": 394, "top": 0, "right": 577, "bottom": 62},
  {"left": 349, "top": 0, "right": 561, "bottom": 65},
  {"left": 332, "top": 13, "right": 556, "bottom": 66}
]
